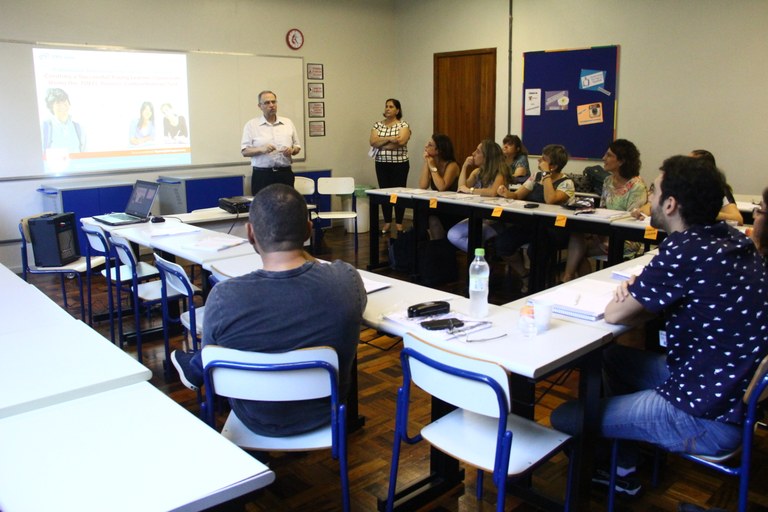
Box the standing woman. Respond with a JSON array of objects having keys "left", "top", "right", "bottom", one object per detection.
[
  {"left": 502, "top": 134, "right": 531, "bottom": 184},
  {"left": 562, "top": 139, "right": 647, "bottom": 281},
  {"left": 370, "top": 99, "right": 411, "bottom": 235}
]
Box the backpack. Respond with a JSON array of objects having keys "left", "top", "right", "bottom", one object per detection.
[{"left": 388, "top": 229, "right": 416, "bottom": 273}]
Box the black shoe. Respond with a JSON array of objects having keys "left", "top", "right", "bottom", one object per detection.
[
  {"left": 171, "top": 350, "right": 201, "bottom": 391},
  {"left": 592, "top": 468, "right": 642, "bottom": 497}
]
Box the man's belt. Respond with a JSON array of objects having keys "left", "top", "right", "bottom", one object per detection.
[{"left": 252, "top": 166, "right": 292, "bottom": 172}]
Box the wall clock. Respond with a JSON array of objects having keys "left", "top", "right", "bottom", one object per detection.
[{"left": 286, "top": 29, "right": 304, "bottom": 50}]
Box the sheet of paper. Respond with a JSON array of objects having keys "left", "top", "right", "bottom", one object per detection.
[{"left": 185, "top": 237, "right": 246, "bottom": 252}]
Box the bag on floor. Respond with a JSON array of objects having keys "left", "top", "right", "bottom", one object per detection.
[
  {"left": 388, "top": 229, "right": 416, "bottom": 273},
  {"left": 417, "top": 238, "right": 458, "bottom": 286}
]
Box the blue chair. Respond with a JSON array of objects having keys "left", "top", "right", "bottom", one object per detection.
[
  {"left": 607, "top": 354, "right": 768, "bottom": 512},
  {"left": 109, "top": 233, "right": 170, "bottom": 364},
  {"left": 19, "top": 214, "right": 105, "bottom": 321},
  {"left": 153, "top": 253, "right": 203, "bottom": 368},
  {"left": 201, "top": 345, "right": 349, "bottom": 512},
  {"left": 81, "top": 224, "right": 117, "bottom": 341},
  {"left": 386, "top": 333, "right": 574, "bottom": 512}
]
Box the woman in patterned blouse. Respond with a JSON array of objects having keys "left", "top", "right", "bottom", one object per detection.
[
  {"left": 370, "top": 98, "right": 411, "bottom": 235},
  {"left": 562, "top": 139, "right": 648, "bottom": 282}
]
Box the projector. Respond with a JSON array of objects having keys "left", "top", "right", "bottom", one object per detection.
[{"left": 218, "top": 196, "right": 252, "bottom": 214}]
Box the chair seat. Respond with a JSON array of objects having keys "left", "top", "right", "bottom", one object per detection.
[
  {"left": 684, "top": 447, "right": 742, "bottom": 464},
  {"left": 134, "top": 280, "right": 168, "bottom": 302},
  {"left": 181, "top": 306, "right": 204, "bottom": 335},
  {"left": 32, "top": 256, "right": 105, "bottom": 274},
  {"left": 421, "top": 408, "right": 571, "bottom": 476},
  {"left": 103, "top": 261, "right": 159, "bottom": 282},
  {"left": 221, "top": 409, "right": 333, "bottom": 451}
]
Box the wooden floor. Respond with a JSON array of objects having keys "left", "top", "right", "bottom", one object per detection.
[{"left": 25, "top": 225, "right": 768, "bottom": 512}]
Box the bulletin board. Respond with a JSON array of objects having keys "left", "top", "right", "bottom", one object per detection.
[{"left": 522, "top": 45, "right": 619, "bottom": 159}]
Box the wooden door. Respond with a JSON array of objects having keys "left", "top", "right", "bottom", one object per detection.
[{"left": 434, "top": 48, "right": 497, "bottom": 169}]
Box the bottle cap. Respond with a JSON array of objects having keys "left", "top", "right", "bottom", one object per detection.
[{"left": 474, "top": 248, "right": 485, "bottom": 257}]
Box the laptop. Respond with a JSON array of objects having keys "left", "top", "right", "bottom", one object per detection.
[{"left": 93, "top": 180, "right": 160, "bottom": 226}]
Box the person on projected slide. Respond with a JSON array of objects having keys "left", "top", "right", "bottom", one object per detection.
[
  {"left": 129, "top": 101, "right": 156, "bottom": 146},
  {"left": 241, "top": 90, "right": 302, "bottom": 194},
  {"left": 42, "top": 88, "right": 86, "bottom": 154}
]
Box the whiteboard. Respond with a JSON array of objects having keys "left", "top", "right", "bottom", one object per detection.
[{"left": 0, "top": 41, "right": 305, "bottom": 180}]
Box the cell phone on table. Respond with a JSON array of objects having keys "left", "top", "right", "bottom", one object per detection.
[{"left": 420, "top": 318, "right": 464, "bottom": 330}]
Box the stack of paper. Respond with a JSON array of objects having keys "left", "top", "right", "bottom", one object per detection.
[{"left": 531, "top": 279, "right": 616, "bottom": 321}]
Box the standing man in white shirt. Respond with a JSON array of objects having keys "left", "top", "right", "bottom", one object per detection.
[{"left": 241, "top": 90, "right": 302, "bottom": 194}]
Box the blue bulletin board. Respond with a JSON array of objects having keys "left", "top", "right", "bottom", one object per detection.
[{"left": 522, "top": 45, "right": 619, "bottom": 159}]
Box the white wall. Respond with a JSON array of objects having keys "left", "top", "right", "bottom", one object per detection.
[
  {"left": 2, "top": 0, "right": 767, "bottom": 269},
  {"left": 510, "top": 0, "right": 768, "bottom": 192},
  {"left": 394, "top": 0, "right": 511, "bottom": 185},
  {"left": 0, "top": 0, "right": 396, "bottom": 269},
  {"left": 396, "top": 0, "right": 767, "bottom": 194}
]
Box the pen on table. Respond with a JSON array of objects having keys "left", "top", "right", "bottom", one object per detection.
[{"left": 464, "top": 333, "right": 508, "bottom": 343}]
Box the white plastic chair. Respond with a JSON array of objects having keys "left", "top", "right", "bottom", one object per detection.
[
  {"left": 385, "top": 333, "right": 574, "bottom": 512},
  {"left": 294, "top": 176, "right": 317, "bottom": 250},
  {"left": 18, "top": 214, "right": 105, "bottom": 321},
  {"left": 202, "top": 345, "right": 350, "bottom": 512},
  {"left": 153, "top": 253, "right": 203, "bottom": 361},
  {"left": 312, "top": 177, "right": 357, "bottom": 253},
  {"left": 109, "top": 233, "right": 174, "bottom": 363}
]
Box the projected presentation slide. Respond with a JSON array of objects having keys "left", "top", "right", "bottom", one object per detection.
[{"left": 33, "top": 48, "right": 191, "bottom": 173}]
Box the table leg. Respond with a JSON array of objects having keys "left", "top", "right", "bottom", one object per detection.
[
  {"left": 368, "top": 195, "right": 387, "bottom": 270},
  {"left": 347, "top": 355, "right": 365, "bottom": 433},
  {"left": 569, "top": 350, "right": 602, "bottom": 511}
]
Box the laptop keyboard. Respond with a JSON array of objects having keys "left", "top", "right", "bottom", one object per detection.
[{"left": 109, "top": 213, "right": 139, "bottom": 221}]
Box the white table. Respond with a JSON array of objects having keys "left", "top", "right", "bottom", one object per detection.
[
  {"left": 0, "top": 264, "right": 25, "bottom": 289},
  {"left": 0, "top": 282, "right": 84, "bottom": 335},
  {"left": 171, "top": 207, "right": 249, "bottom": 239},
  {"left": 0, "top": 315, "right": 151, "bottom": 419},
  {"left": 110, "top": 221, "right": 253, "bottom": 266},
  {"left": 0, "top": 382, "right": 275, "bottom": 512},
  {"left": 502, "top": 252, "right": 658, "bottom": 337},
  {"left": 203, "top": 252, "right": 264, "bottom": 275}
]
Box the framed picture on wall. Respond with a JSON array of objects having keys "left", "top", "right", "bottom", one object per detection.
[
  {"left": 307, "top": 63, "right": 324, "bottom": 80},
  {"left": 308, "top": 102, "right": 325, "bottom": 118},
  {"left": 309, "top": 121, "right": 325, "bottom": 137},
  {"left": 308, "top": 83, "right": 324, "bottom": 98}
]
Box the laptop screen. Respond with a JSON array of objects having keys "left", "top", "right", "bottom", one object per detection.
[{"left": 125, "top": 180, "right": 160, "bottom": 218}]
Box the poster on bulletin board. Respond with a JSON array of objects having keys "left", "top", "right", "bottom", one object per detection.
[{"left": 522, "top": 45, "right": 619, "bottom": 159}]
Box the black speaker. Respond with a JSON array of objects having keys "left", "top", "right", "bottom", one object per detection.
[{"left": 28, "top": 212, "right": 80, "bottom": 267}]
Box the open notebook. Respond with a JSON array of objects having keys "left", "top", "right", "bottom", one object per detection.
[{"left": 93, "top": 180, "right": 159, "bottom": 226}]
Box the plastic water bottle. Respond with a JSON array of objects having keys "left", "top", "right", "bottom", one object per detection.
[{"left": 469, "top": 248, "right": 490, "bottom": 318}]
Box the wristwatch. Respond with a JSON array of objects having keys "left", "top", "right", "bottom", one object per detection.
[
  {"left": 430, "top": 167, "right": 438, "bottom": 173},
  {"left": 470, "top": 187, "right": 475, "bottom": 194}
]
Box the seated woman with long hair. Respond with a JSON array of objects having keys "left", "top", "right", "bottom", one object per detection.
[
  {"left": 446, "top": 139, "right": 509, "bottom": 252},
  {"left": 418, "top": 133, "right": 460, "bottom": 239}
]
